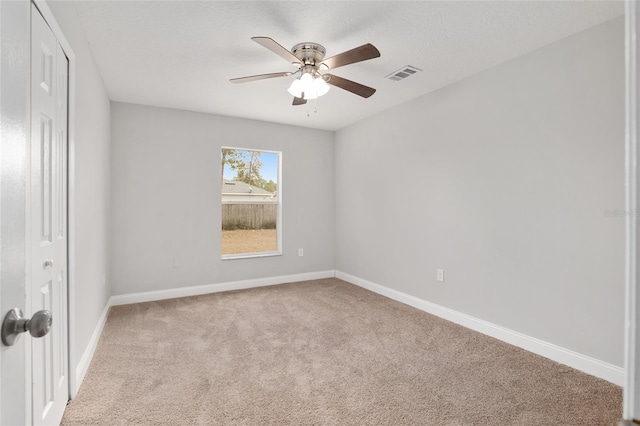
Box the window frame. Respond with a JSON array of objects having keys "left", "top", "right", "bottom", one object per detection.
[{"left": 220, "top": 146, "right": 282, "bottom": 260}]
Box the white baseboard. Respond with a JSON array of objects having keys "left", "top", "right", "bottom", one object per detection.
[
  {"left": 335, "top": 270, "right": 625, "bottom": 386},
  {"left": 75, "top": 269, "right": 623, "bottom": 396},
  {"left": 110, "top": 270, "right": 336, "bottom": 306},
  {"left": 74, "top": 298, "right": 112, "bottom": 389}
]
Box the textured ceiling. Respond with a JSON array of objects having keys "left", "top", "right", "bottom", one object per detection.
[{"left": 73, "top": 1, "right": 624, "bottom": 131}]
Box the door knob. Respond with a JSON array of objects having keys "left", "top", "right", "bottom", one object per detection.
[
  {"left": 1, "top": 308, "right": 52, "bottom": 346},
  {"left": 43, "top": 259, "right": 54, "bottom": 269}
]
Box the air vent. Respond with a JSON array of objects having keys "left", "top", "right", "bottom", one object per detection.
[{"left": 385, "top": 65, "right": 421, "bottom": 82}]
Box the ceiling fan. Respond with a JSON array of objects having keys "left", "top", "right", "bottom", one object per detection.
[{"left": 230, "top": 37, "right": 381, "bottom": 106}]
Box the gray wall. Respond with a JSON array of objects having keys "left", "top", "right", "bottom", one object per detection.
[
  {"left": 110, "top": 102, "right": 335, "bottom": 295},
  {"left": 335, "top": 17, "right": 625, "bottom": 366},
  {"left": 48, "top": 1, "right": 112, "bottom": 371}
]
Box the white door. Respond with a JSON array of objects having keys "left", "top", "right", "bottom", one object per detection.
[
  {"left": 30, "top": 4, "right": 69, "bottom": 425},
  {"left": 0, "top": 1, "right": 31, "bottom": 425}
]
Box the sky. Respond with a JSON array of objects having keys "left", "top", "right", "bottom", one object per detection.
[
  {"left": 260, "top": 152, "right": 278, "bottom": 182},
  {"left": 223, "top": 149, "right": 278, "bottom": 183}
]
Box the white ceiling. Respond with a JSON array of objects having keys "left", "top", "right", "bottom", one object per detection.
[{"left": 73, "top": 1, "right": 624, "bottom": 131}]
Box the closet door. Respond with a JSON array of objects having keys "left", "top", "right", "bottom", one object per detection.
[{"left": 30, "top": 4, "right": 69, "bottom": 425}]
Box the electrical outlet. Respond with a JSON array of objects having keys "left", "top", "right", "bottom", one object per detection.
[
  {"left": 436, "top": 269, "right": 445, "bottom": 283},
  {"left": 298, "top": 248, "right": 304, "bottom": 257}
]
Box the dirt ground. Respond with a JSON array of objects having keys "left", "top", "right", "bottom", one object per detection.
[{"left": 221, "top": 229, "right": 277, "bottom": 255}]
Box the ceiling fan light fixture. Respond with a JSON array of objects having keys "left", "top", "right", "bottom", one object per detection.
[
  {"left": 298, "top": 72, "right": 319, "bottom": 100},
  {"left": 300, "top": 72, "right": 313, "bottom": 84},
  {"left": 314, "top": 76, "right": 330, "bottom": 97},
  {"left": 287, "top": 78, "right": 303, "bottom": 98},
  {"left": 304, "top": 91, "right": 318, "bottom": 100},
  {"left": 288, "top": 72, "right": 321, "bottom": 99}
]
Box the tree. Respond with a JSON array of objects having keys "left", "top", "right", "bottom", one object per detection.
[
  {"left": 220, "top": 148, "right": 244, "bottom": 186},
  {"left": 234, "top": 150, "right": 264, "bottom": 188},
  {"left": 262, "top": 180, "right": 277, "bottom": 193}
]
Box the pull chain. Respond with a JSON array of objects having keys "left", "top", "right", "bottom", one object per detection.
[{"left": 305, "top": 98, "right": 319, "bottom": 117}]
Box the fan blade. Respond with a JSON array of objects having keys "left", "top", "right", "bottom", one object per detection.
[
  {"left": 251, "top": 37, "right": 302, "bottom": 65},
  {"left": 292, "top": 95, "right": 307, "bottom": 106},
  {"left": 230, "top": 72, "right": 292, "bottom": 83},
  {"left": 321, "top": 43, "right": 380, "bottom": 70},
  {"left": 325, "top": 74, "right": 376, "bottom": 98}
]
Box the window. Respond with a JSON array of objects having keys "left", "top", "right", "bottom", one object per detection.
[{"left": 221, "top": 147, "right": 281, "bottom": 259}]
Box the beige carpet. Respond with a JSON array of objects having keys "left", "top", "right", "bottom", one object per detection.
[{"left": 62, "top": 278, "right": 621, "bottom": 425}]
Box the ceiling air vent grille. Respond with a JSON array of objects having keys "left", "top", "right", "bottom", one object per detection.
[{"left": 386, "top": 65, "right": 421, "bottom": 82}]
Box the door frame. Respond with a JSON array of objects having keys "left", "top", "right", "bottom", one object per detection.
[
  {"left": 625, "top": 0, "right": 640, "bottom": 421},
  {"left": 31, "top": 0, "right": 79, "bottom": 405}
]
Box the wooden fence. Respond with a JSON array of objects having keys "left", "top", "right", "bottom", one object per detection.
[{"left": 222, "top": 203, "right": 277, "bottom": 230}]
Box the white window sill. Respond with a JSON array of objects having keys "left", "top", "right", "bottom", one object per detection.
[{"left": 221, "top": 251, "right": 282, "bottom": 261}]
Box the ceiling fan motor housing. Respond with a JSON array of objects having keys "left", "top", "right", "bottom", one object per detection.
[{"left": 291, "top": 42, "right": 327, "bottom": 67}]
